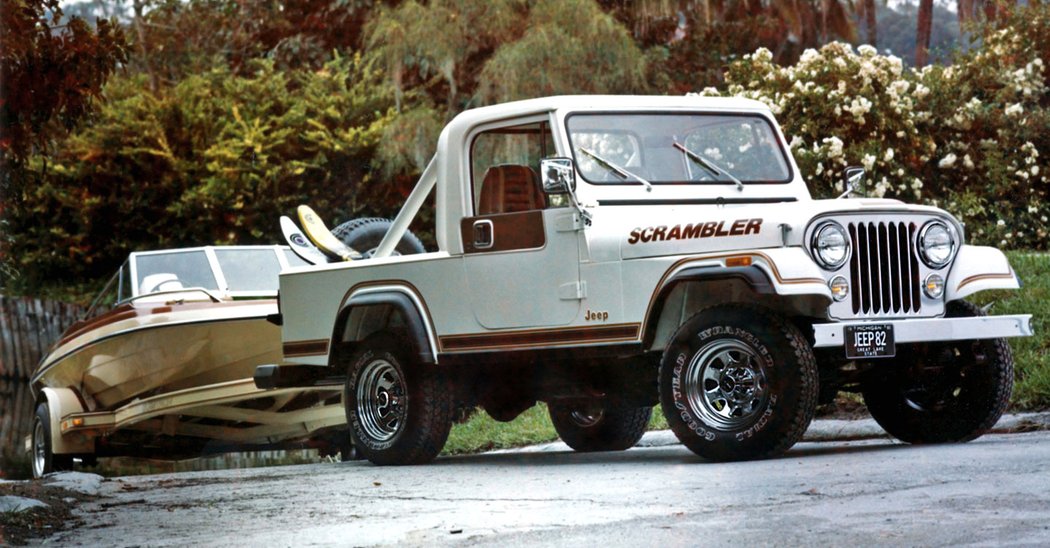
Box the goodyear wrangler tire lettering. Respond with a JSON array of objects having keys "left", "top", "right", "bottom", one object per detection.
[
  {"left": 343, "top": 333, "right": 453, "bottom": 465},
  {"left": 659, "top": 304, "right": 818, "bottom": 461}
]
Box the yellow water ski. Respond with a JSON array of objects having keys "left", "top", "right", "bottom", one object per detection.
[{"left": 296, "top": 205, "right": 362, "bottom": 261}]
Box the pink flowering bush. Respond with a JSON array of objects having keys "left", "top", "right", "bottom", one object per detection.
[{"left": 698, "top": 9, "right": 1050, "bottom": 249}]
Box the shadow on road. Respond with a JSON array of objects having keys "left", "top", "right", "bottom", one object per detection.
[{"left": 418, "top": 439, "right": 915, "bottom": 468}]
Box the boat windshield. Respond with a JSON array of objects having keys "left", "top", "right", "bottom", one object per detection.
[
  {"left": 565, "top": 112, "right": 791, "bottom": 186},
  {"left": 130, "top": 246, "right": 299, "bottom": 298}
]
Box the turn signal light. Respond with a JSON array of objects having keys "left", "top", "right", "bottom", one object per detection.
[
  {"left": 924, "top": 273, "right": 945, "bottom": 298},
  {"left": 726, "top": 256, "right": 752, "bottom": 267},
  {"left": 829, "top": 276, "right": 849, "bottom": 301}
]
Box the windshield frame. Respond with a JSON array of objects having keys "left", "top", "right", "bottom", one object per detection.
[{"left": 563, "top": 110, "right": 794, "bottom": 187}]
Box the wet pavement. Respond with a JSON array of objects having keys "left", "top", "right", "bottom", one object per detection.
[{"left": 33, "top": 429, "right": 1050, "bottom": 547}]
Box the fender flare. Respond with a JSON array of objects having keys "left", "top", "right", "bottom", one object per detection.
[
  {"left": 336, "top": 287, "right": 437, "bottom": 365},
  {"left": 642, "top": 265, "right": 774, "bottom": 348},
  {"left": 38, "top": 387, "right": 94, "bottom": 455}
]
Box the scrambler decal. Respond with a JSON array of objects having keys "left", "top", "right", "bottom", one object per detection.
[{"left": 628, "top": 218, "right": 762, "bottom": 245}]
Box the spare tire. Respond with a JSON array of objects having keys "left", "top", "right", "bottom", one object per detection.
[{"left": 332, "top": 218, "right": 426, "bottom": 257}]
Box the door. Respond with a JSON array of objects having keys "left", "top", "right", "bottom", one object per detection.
[{"left": 462, "top": 119, "right": 582, "bottom": 330}]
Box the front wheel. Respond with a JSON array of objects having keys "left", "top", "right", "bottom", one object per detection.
[
  {"left": 861, "top": 300, "right": 1013, "bottom": 443},
  {"left": 548, "top": 403, "right": 651, "bottom": 452},
  {"left": 659, "top": 304, "right": 818, "bottom": 461},
  {"left": 32, "top": 402, "right": 73, "bottom": 478},
  {"left": 343, "top": 333, "right": 453, "bottom": 465}
]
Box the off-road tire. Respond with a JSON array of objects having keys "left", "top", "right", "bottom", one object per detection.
[
  {"left": 332, "top": 218, "right": 426, "bottom": 257},
  {"left": 659, "top": 304, "right": 818, "bottom": 461},
  {"left": 861, "top": 300, "right": 1013, "bottom": 444},
  {"left": 32, "top": 402, "right": 73, "bottom": 478},
  {"left": 548, "top": 403, "right": 652, "bottom": 452},
  {"left": 343, "top": 333, "right": 453, "bottom": 465}
]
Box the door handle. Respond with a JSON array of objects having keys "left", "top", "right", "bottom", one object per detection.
[{"left": 473, "top": 220, "right": 494, "bottom": 249}]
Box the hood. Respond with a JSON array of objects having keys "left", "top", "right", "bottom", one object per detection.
[{"left": 582, "top": 198, "right": 953, "bottom": 262}]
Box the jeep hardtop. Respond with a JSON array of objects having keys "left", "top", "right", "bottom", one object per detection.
[{"left": 258, "top": 95, "right": 1033, "bottom": 465}]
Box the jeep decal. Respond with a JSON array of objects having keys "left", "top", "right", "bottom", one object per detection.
[{"left": 627, "top": 219, "right": 762, "bottom": 245}]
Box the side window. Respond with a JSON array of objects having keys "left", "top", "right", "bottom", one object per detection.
[{"left": 470, "top": 121, "right": 559, "bottom": 215}]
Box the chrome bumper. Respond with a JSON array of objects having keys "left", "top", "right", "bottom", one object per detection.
[{"left": 812, "top": 314, "right": 1033, "bottom": 348}]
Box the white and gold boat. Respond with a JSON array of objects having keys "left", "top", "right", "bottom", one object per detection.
[{"left": 28, "top": 246, "right": 345, "bottom": 478}]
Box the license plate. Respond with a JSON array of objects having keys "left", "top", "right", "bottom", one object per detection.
[{"left": 844, "top": 324, "right": 896, "bottom": 359}]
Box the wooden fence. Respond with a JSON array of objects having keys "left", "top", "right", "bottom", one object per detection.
[
  {"left": 0, "top": 295, "right": 86, "bottom": 378},
  {"left": 1, "top": 295, "right": 86, "bottom": 467}
]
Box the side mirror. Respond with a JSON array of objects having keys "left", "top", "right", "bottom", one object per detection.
[
  {"left": 839, "top": 166, "right": 865, "bottom": 199},
  {"left": 540, "top": 157, "right": 576, "bottom": 194}
]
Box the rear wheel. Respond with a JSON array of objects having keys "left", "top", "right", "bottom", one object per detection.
[
  {"left": 343, "top": 333, "right": 453, "bottom": 465},
  {"left": 861, "top": 300, "right": 1013, "bottom": 443},
  {"left": 32, "top": 402, "right": 73, "bottom": 478},
  {"left": 548, "top": 403, "right": 651, "bottom": 452},
  {"left": 659, "top": 304, "right": 818, "bottom": 461}
]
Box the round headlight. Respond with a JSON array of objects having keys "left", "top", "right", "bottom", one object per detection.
[
  {"left": 812, "top": 222, "right": 850, "bottom": 269},
  {"left": 919, "top": 221, "right": 955, "bottom": 268},
  {"left": 829, "top": 275, "right": 849, "bottom": 301}
]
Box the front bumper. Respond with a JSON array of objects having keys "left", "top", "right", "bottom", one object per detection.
[{"left": 812, "top": 314, "right": 1033, "bottom": 348}]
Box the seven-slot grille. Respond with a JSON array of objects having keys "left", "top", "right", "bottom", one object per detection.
[{"left": 847, "top": 220, "right": 922, "bottom": 316}]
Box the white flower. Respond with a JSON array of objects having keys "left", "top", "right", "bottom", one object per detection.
[
  {"left": 788, "top": 136, "right": 804, "bottom": 149},
  {"left": 1033, "top": 166, "right": 1040, "bottom": 176},
  {"left": 963, "top": 154, "right": 975, "bottom": 169},
  {"left": 997, "top": 219, "right": 1006, "bottom": 227},
  {"left": 1028, "top": 205, "right": 1039, "bottom": 214},
  {"left": 862, "top": 154, "right": 876, "bottom": 170},
  {"left": 938, "top": 153, "right": 958, "bottom": 168},
  {"left": 1005, "top": 103, "right": 1024, "bottom": 117},
  {"left": 822, "top": 136, "right": 845, "bottom": 158},
  {"left": 858, "top": 44, "right": 877, "bottom": 57},
  {"left": 799, "top": 48, "right": 820, "bottom": 65},
  {"left": 884, "top": 148, "right": 895, "bottom": 162}
]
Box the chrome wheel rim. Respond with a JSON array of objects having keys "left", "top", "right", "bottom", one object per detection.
[
  {"left": 33, "top": 418, "right": 46, "bottom": 478},
  {"left": 355, "top": 359, "right": 405, "bottom": 442},
  {"left": 569, "top": 407, "right": 604, "bottom": 428},
  {"left": 684, "top": 339, "right": 769, "bottom": 430}
]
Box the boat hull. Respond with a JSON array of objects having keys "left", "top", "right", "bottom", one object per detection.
[{"left": 33, "top": 300, "right": 281, "bottom": 411}]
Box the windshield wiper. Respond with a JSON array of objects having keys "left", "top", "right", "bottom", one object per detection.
[
  {"left": 578, "top": 146, "right": 653, "bottom": 192},
  {"left": 673, "top": 141, "right": 744, "bottom": 191}
]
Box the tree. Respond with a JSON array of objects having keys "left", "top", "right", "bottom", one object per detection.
[
  {"left": 0, "top": 0, "right": 128, "bottom": 162},
  {"left": 4, "top": 55, "right": 399, "bottom": 287},
  {"left": 916, "top": 0, "right": 934, "bottom": 66}
]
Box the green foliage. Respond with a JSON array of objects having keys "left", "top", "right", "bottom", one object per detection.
[
  {"left": 4, "top": 54, "right": 396, "bottom": 288},
  {"left": 478, "top": 0, "right": 647, "bottom": 101},
  {"left": 700, "top": 6, "right": 1050, "bottom": 248}
]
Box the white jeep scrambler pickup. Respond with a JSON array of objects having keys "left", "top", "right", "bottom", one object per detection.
[{"left": 257, "top": 95, "right": 1033, "bottom": 465}]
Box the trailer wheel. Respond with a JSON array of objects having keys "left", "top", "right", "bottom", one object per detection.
[
  {"left": 32, "top": 402, "right": 73, "bottom": 478},
  {"left": 659, "top": 304, "right": 818, "bottom": 461},
  {"left": 343, "top": 333, "right": 453, "bottom": 465}
]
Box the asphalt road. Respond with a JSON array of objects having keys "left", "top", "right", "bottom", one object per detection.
[{"left": 42, "top": 430, "right": 1050, "bottom": 547}]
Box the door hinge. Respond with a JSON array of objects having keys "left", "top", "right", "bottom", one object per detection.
[{"left": 558, "top": 281, "right": 587, "bottom": 300}]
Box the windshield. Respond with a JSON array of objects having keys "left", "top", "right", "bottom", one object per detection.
[
  {"left": 130, "top": 247, "right": 292, "bottom": 297},
  {"left": 566, "top": 113, "right": 791, "bottom": 186}
]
